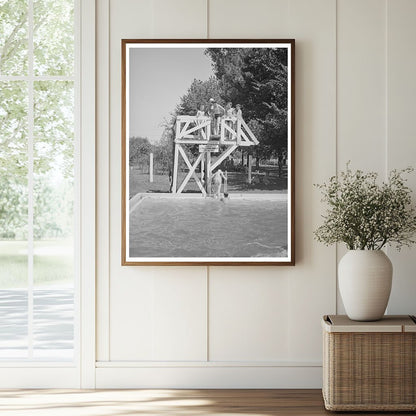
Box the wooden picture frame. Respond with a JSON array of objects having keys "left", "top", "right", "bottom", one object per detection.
[{"left": 122, "top": 39, "right": 295, "bottom": 265}]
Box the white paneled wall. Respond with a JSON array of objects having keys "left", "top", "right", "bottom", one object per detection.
[
  {"left": 95, "top": 0, "right": 416, "bottom": 388},
  {"left": 209, "top": 268, "right": 290, "bottom": 362},
  {"left": 209, "top": 0, "right": 290, "bottom": 37},
  {"left": 335, "top": 0, "right": 388, "bottom": 313},
  {"left": 386, "top": 0, "right": 416, "bottom": 314},
  {"left": 110, "top": 267, "right": 207, "bottom": 361},
  {"left": 337, "top": 0, "right": 387, "bottom": 172}
]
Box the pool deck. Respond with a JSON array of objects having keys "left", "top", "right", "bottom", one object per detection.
[{"left": 129, "top": 192, "right": 288, "bottom": 215}]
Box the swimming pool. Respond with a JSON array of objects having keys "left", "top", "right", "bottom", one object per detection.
[{"left": 129, "top": 195, "right": 288, "bottom": 259}]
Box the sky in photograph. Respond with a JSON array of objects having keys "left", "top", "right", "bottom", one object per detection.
[{"left": 129, "top": 47, "right": 214, "bottom": 143}]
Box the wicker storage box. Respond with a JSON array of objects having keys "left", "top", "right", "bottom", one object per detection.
[{"left": 322, "top": 315, "right": 416, "bottom": 411}]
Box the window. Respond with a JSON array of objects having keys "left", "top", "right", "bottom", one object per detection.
[{"left": 0, "top": 0, "right": 77, "bottom": 361}]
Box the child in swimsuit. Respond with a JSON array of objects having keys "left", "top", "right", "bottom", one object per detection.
[
  {"left": 196, "top": 104, "right": 206, "bottom": 139},
  {"left": 224, "top": 102, "right": 236, "bottom": 140},
  {"left": 212, "top": 169, "right": 226, "bottom": 198}
]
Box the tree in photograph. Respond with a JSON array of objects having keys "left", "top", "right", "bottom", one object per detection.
[
  {"left": 205, "top": 47, "right": 288, "bottom": 160},
  {"left": 129, "top": 136, "right": 152, "bottom": 170},
  {"left": 173, "top": 77, "right": 223, "bottom": 161},
  {"left": 153, "top": 124, "right": 174, "bottom": 174},
  {"left": 242, "top": 48, "right": 288, "bottom": 158},
  {"left": 204, "top": 48, "right": 248, "bottom": 103},
  {"left": 175, "top": 76, "right": 223, "bottom": 116}
]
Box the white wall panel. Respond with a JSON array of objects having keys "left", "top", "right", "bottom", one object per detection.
[
  {"left": 337, "top": 0, "right": 387, "bottom": 172},
  {"left": 109, "top": 0, "right": 207, "bottom": 38},
  {"left": 386, "top": 0, "right": 416, "bottom": 315},
  {"left": 209, "top": 267, "right": 290, "bottom": 361},
  {"left": 207, "top": 0, "right": 337, "bottom": 366},
  {"left": 151, "top": 270, "right": 207, "bottom": 361},
  {"left": 105, "top": 0, "right": 209, "bottom": 362},
  {"left": 336, "top": 0, "right": 387, "bottom": 314},
  {"left": 209, "top": 0, "right": 289, "bottom": 38},
  {"left": 110, "top": 271, "right": 155, "bottom": 360},
  {"left": 286, "top": 0, "right": 337, "bottom": 361},
  {"left": 152, "top": 0, "right": 207, "bottom": 38},
  {"left": 110, "top": 268, "right": 207, "bottom": 361}
]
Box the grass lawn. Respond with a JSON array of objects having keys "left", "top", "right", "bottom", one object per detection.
[{"left": 0, "top": 240, "right": 73, "bottom": 289}]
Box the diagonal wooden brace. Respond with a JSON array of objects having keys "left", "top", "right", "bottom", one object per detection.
[
  {"left": 177, "top": 147, "right": 206, "bottom": 195},
  {"left": 178, "top": 121, "right": 190, "bottom": 138},
  {"left": 210, "top": 144, "right": 238, "bottom": 172},
  {"left": 181, "top": 119, "right": 210, "bottom": 137}
]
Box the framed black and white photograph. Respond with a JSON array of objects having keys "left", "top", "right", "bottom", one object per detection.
[{"left": 122, "top": 39, "right": 295, "bottom": 265}]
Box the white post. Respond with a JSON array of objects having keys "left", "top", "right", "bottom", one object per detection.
[
  {"left": 248, "top": 154, "right": 252, "bottom": 184},
  {"left": 206, "top": 151, "right": 211, "bottom": 196},
  {"left": 172, "top": 144, "right": 179, "bottom": 193},
  {"left": 224, "top": 171, "right": 228, "bottom": 195},
  {"left": 236, "top": 119, "right": 241, "bottom": 145},
  {"left": 149, "top": 152, "right": 153, "bottom": 183},
  {"left": 175, "top": 118, "right": 181, "bottom": 140}
]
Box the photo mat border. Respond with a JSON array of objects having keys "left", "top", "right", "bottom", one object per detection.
[{"left": 121, "top": 39, "right": 295, "bottom": 266}]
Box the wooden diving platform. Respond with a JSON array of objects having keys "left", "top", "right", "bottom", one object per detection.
[{"left": 172, "top": 115, "right": 259, "bottom": 195}]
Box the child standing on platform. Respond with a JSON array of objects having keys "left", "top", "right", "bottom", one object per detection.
[{"left": 196, "top": 104, "right": 206, "bottom": 139}]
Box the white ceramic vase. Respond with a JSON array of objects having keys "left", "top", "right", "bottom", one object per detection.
[{"left": 338, "top": 250, "right": 392, "bottom": 321}]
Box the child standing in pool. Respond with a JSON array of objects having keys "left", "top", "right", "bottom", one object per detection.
[{"left": 212, "top": 169, "right": 226, "bottom": 199}]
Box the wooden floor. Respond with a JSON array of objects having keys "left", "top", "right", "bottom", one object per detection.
[{"left": 0, "top": 389, "right": 413, "bottom": 415}]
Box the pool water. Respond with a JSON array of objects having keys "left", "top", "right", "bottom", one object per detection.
[{"left": 129, "top": 196, "right": 288, "bottom": 259}]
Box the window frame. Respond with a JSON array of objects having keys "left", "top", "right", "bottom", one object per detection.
[{"left": 0, "top": 0, "right": 96, "bottom": 388}]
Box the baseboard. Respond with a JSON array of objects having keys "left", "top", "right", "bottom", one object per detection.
[
  {"left": 95, "top": 365, "right": 322, "bottom": 389},
  {"left": 0, "top": 367, "right": 80, "bottom": 388}
]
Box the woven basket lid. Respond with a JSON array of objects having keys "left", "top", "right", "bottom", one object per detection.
[{"left": 322, "top": 315, "right": 416, "bottom": 333}]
